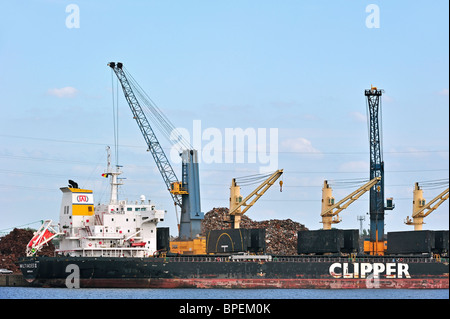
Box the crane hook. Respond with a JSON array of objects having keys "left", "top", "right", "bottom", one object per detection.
[{"left": 279, "top": 180, "right": 283, "bottom": 192}]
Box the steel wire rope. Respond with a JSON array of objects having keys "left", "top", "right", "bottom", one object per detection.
[
  {"left": 111, "top": 70, "right": 118, "bottom": 165},
  {"left": 122, "top": 69, "right": 175, "bottom": 139},
  {"left": 0, "top": 155, "right": 448, "bottom": 176},
  {"left": 380, "top": 94, "right": 384, "bottom": 163},
  {"left": 131, "top": 83, "right": 189, "bottom": 152},
  {"left": 365, "top": 95, "right": 370, "bottom": 154},
  {"left": 125, "top": 68, "right": 179, "bottom": 139},
  {"left": 0, "top": 220, "right": 44, "bottom": 233},
  {"left": 326, "top": 178, "right": 372, "bottom": 189},
  {"left": 416, "top": 178, "right": 449, "bottom": 190},
  {"left": 1, "top": 133, "right": 448, "bottom": 156},
  {"left": 123, "top": 68, "right": 192, "bottom": 151},
  {"left": 116, "top": 73, "right": 120, "bottom": 166},
  {"left": 131, "top": 82, "right": 173, "bottom": 141},
  {"left": 123, "top": 69, "right": 173, "bottom": 141},
  {"left": 234, "top": 172, "right": 276, "bottom": 186}
]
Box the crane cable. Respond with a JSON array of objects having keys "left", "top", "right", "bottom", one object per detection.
[
  {"left": 0, "top": 220, "right": 44, "bottom": 234},
  {"left": 110, "top": 69, "right": 120, "bottom": 166},
  {"left": 234, "top": 171, "right": 277, "bottom": 187},
  {"left": 417, "top": 178, "right": 449, "bottom": 190},
  {"left": 327, "top": 178, "right": 371, "bottom": 189},
  {"left": 122, "top": 67, "right": 192, "bottom": 152}
]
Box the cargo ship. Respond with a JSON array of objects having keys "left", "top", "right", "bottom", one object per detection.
[
  {"left": 18, "top": 154, "right": 449, "bottom": 289},
  {"left": 17, "top": 64, "right": 449, "bottom": 289}
]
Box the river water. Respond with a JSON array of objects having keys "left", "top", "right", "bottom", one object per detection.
[{"left": 1, "top": 287, "right": 448, "bottom": 299}]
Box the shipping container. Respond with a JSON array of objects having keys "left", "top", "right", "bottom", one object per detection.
[
  {"left": 386, "top": 231, "right": 436, "bottom": 255},
  {"left": 206, "top": 228, "right": 266, "bottom": 254},
  {"left": 297, "top": 229, "right": 359, "bottom": 254},
  {"left": 342, "top": 229, "right": 360, "bottom": 253},
  {"left": 249, "top": 228, "right": 266, "bottom": 253},
  {"left": 297, "top": 229, "right": 344, "bottom": 254},
  {"left": 434, "top": 230, "right": 449, "bottom": 255}
]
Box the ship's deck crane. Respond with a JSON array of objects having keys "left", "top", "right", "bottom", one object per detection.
[
  {"left": 320, "top": 177, "right": 381, "bottom": 230},
  {"left": 229, "top": 170, "right": 283, "bottom": 229},
  {"left": 365, "top": 86, "right": 394, "bottom": 255},
  {"left": 108, "top": 62, "right": 203, "bottom": 241},
  {"left": 405, "top": 182, "right": 449, "bottom": 230}
]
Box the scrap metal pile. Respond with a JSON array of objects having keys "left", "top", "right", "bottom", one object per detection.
[
  {"left": 0, "top": 228, "right": 55, "bottom": 273},
  {"left": 201, "top": 207, "right": 308, "bottom": 255}
]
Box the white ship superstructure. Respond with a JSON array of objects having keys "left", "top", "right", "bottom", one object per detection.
[{"left": 56, "top": 147, "right": 166, "bottom": 257}]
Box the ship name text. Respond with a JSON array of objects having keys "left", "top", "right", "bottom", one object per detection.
[{"left": 329, "top": 262, "right": 411, "bottom": 279}]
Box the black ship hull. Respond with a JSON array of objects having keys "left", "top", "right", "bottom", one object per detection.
[{"left": 19, "top": 255, "right": 449, "bottom": 289}]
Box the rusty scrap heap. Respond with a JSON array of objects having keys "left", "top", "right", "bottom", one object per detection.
[
  {"left": 0, "top": 228, "right": 55, "bottom": 273},
  {"left": 201, "top": 207, "right": 308, "bottom": 255}
]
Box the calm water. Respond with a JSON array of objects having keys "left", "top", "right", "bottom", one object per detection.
[{"left": 1, "top": 287, "right": 448, "bottom": 299}]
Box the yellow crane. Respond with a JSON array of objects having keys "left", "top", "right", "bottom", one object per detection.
[
  {"left": 321, "top": 177, "right": 381, "bottom": 230},
  {"left": 229, "top": 169, "right": 283, "bottom": 229},
  {"left": 405, "top": 182, "right": 449, "bottom": 230}
]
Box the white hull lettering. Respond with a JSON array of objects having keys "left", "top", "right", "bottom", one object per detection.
[{"left": 329, "top": 263, "right": 411, "bottom": 279}]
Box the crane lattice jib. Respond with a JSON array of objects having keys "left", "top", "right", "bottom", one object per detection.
[
  {"left": 321, "top": 177, "right": 381, "bottom": 217},
  {"left": 414, "top": 187, "right": 449, "bottom": 218},
  {"left": 229, "top": 169, "right": 283, "bottom": 216},
  {"left": 365, "top": 88, "right": 385, "bottom": 242},
  {"left": 108, "top": 62, "right": 182, "bottom": 207}
]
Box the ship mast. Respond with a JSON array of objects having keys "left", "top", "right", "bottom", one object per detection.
[{"left": 106, "top": 146, "right": 123, "bottom": 205}]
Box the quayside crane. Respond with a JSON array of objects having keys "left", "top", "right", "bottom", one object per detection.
[
  {"left": 364, "top": 85, "right": 394, "bottom": 255},
  {"left": 229, "top": 170, "right": 283, "bottom": 229},
  {"left": 405, "top": 182, "right": 449, "bottom": 231},
  {"left": 108, "top": 62, "right": 203, "bottom": 242},
  {"left": 320, "top": 177, "right": 381, "bottom": 230}
]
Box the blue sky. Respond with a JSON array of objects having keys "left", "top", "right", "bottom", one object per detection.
[{"left": 0, "top": 1, "right": 448, "bottom": 236}]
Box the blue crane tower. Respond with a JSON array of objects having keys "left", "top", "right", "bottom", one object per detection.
[
  {"left": 365, "top": 86, "right": 394, "bottom": 254},
  {"left": 108, "top": 62, "right": 203, "bottom": 241}
]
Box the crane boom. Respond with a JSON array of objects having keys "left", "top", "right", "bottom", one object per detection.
[
  {"left": 405, "top": 183, "right": 449, "bottom": 230},
  {"left": 108, "top": 62, "right": 182, "bottom": 208},
  {"left": 417, "top": 189, "right": 449, "bottom": 218},
  {"left": 108, "top": 62, "right": 203, "bottom": 240},
  {"left": 229, "top": 169, "right": 283, "bottom": 229},
  {"left": 320, "top": 177, "right": 381, "bottom": 230}
]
